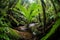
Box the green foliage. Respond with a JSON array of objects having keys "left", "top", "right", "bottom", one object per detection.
[
  {"left": 0, "top": 33, "right": 10, "bottom": 40},
  {"left": 41, "top": 19, "right": 60, "bottom": 40},
  {"left": 0, "top": 27, "right": 21, "bottom": 40},
  {"left": 0, "top": 0, "right": 12, "bottom": 27},
  {"left": 57, "top": 12, "right": 60, "bottom": 17},
  {"left": 13, "top": 0, "right": 40, "bottom": 24},
  {"left": 0, "top": 0, "right": 60, "bottom": 40},
  {"left": 0, "top": 0, "right": 9, "bottom": 9}
]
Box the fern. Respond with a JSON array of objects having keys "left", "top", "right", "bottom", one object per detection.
[
  {"left": 0, "top": 27, "right": 22, "bottom": 40},
  {"left": 13, "top": 0, "right": 40, "bottom": 24}
]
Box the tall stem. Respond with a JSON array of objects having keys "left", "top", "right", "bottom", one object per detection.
[
  {"left": 40, "top": 0, "right": 46, "bottom": 33},
  {"left": 50, "top": 0, "right": 57, "bottom": 20},
  {"left": 51, "top": 0, "right": 57, "bottom": 14}
]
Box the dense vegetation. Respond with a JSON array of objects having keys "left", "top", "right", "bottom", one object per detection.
[{"left": 0, "top": 0, "right": 60, "bottom": 40}]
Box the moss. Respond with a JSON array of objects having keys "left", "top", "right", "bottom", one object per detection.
[
  {"left": 41, "top": 19, "right": 60, "bottom": 40},
  {"left": 0, "top": 27, "right": 22, "bottom": 40}
]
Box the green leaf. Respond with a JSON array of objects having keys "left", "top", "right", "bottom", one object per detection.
[{"left": 41, "top": 19, "right": 60, "bottom": 40}]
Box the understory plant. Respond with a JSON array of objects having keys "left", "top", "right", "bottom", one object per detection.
[{"left": 13, "top": 0, "right": 41, "bottom": 27}]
